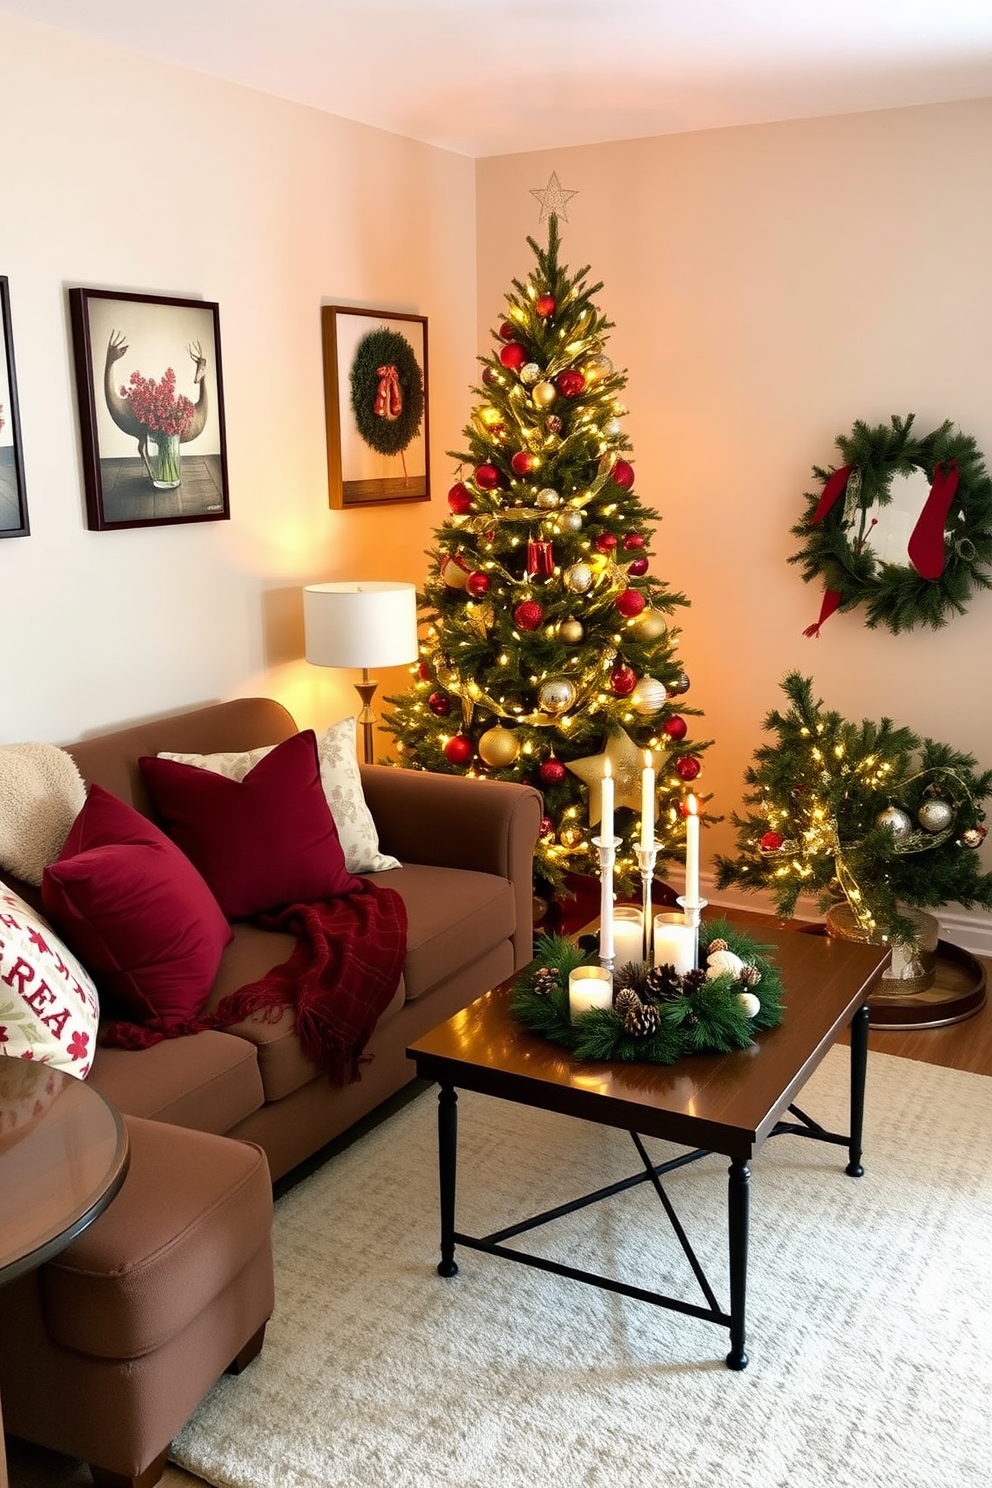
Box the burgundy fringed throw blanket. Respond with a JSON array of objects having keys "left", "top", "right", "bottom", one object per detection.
[{"left": 102, "top": 880, "right": 408, "bottom": 1084}]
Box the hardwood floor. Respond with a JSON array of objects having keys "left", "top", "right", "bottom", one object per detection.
[{"left": 7, "top": 930, "right": 990, "bottom": 1488}]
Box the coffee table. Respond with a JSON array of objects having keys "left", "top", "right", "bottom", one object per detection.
[{"left": 407, "top": 917, "right": 889, "bottom": 1369}]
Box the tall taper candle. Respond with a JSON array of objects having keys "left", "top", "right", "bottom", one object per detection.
[
  {"left": 601, "top": 759, "right": 614, "bottom": 843},
  {"left": 684, "top": 793, "right": 700, "bottom": 908},
  {"left": 640, "top": 751, "right": 655, "bottom": 851}
]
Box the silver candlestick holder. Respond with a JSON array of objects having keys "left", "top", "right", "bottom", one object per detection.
[
  {"left": 677, "top": 896, "right": 708, "bottom": 971},
  {"left": 592, "top": 833, "right": 621, "bottom": 974},
  {"left": 634, "top": 844, "right": 659, "bottom": 964}
]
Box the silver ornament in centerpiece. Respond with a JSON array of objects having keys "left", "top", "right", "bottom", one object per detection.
[
  {"left": 918, "top": 799, "right": 954, "bottom": 833},
  {"left": 876, "top": 805, "right": 913, "bottom": 840}
]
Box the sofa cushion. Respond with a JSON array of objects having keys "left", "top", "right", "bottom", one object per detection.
[
  {"left": 140, "top": 730, "right": 358, "bottom": 919},
  {"left": 41, "top": 787, "right": 232, "bottom": 1035},
  {"left": 40, "top": 1115, "right": 273, "bottom": 1360},
  {"left": 0, "top": 879, "right": 100, "bottom": 1076},
  {"left": 158, "top": 718, "right": 400, "bottom": 876},
  {"left": 87, "top": 1029, "right": 264, "bottom": 1133},
  {"left": 372, "top": 863, "right": 516, "bottom": 1001}
]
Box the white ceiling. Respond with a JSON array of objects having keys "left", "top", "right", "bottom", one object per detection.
[{"left": 6, "top": 0, "right": 992, "bottom": 157}]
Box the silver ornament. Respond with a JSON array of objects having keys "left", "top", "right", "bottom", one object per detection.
[
  {"left": 630, "top": 676, "right": 667, "bottom": 715},
  {"left": 538, "top": 677, "right": 578, "bottom": 714},
  {"left": 535, "top": 487, "right": 561, "bottom": 509},
  {"left": 876, "top": 806, "right": 913, "bottom": 840},
  {"left": 918, "top": 799, "right": 954, "bottom": 833},
  {"left": 564, "top": 562, "right": 593, "bottom": 593},
  {"left": 557, "top": 507, "right": 583, "bottom": 533},
  {"left": 519, "top": 362, "right": 541, "bottom": 386}
]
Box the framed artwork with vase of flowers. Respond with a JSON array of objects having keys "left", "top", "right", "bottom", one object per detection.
[{"left": 69, "top": 288, "right": 230, "bottom": 530}]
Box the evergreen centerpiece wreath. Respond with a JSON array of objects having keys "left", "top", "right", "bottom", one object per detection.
[
  {"left": 511, "top": 920, "right": 783, "bottom": 1064},
  {"left": 789, "top": 413, "right": 992, "bottom": 635},
  {"left": 349, "top": 326, "right": 425, "bottom": 459}
]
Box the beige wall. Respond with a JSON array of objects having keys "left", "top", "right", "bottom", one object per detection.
[
  {"left": 478, "top": 103, "right": 992, "bottom": 935},
  {"left": 0, "top": 11, "right": 475, "bottom": 743}
]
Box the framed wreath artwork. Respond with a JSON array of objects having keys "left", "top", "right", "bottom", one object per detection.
[
  {"left": 0, "top": 275, "right": 29, "bottom": 539},
  {"left": 69, "top": 288, "right": 230, "bottom": 531},
  {"left": 321, "top": 305, "right": 429, "bottom": 509},
  {"left": 789, "top": 413, "right": 992, "bottom": 635}
]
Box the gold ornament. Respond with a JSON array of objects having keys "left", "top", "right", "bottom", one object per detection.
[
  {"left": 630, "top": 676, "right": 667, "bottom": 715},
  {"left": 566, "top": 730, "right": 660, "bottom": 827},
  {"left": 478, "top": 725, "right": 520, "bottom": 768},
  {"left": 537, "top": 677, "right": 578, "bottom": 714},
  {"left": 632, "top": 607, "right": 668, "bottom": 642},
  {"left": 584, "top": 353, "right": 613, "bottom": 384},
  {"left": 532, "top": 380, "right": 557, "bottom": 408},
  {"left": 558, "top": 616, "right": 585, "bottom": 644},
  {"left": 556, "top": 507, "right": 583, "bottom": 533},
  {"left": 559, "top": 824, "right": 584, "bottom": 849},
  {"left": 564, "top": 561, "right": 594, "bottom": 593}
]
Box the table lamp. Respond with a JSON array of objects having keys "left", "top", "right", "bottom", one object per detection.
[{"left": 303, "top": 581, "right": 419, "bottom": 763}]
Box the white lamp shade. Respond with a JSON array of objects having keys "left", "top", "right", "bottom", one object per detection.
[{"left": 303, "top": 582, "right": 419, "bottom": 670}]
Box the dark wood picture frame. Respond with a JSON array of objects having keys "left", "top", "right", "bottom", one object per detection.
[
  {"left": 321, "top": 305, "right": 430, "bottom": 509},
  {"left": 0, "top": 276, "right": 29, "bottom": 539},
  {"left": 69, "top": 288, "right": 230, "bottom": 531}
]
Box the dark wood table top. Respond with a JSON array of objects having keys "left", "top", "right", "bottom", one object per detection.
[
  {"left": 409, "top": 917, "right": 890, "bottom": 1159},
  {"left": 0, "top": 1061, "right": 129, "bottom": 1284}
]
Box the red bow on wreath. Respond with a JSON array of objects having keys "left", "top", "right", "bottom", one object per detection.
[{"left": 374, "top": 364, "right": 403, "bottom": 421}]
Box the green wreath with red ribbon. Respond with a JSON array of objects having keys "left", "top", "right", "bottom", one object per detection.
[
  {"left": 789, "top": 414, "right": 992, "bottom": 635},
  {"left": 349, "top": 327, "right": 425, "bottom": 458}
]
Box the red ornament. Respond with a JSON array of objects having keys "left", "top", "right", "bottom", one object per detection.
[
  {"left": 663, "top": 715, "right": 688, "bottom": 740},
  {"left": 513, "top": 600, "right": 544, "bottom": 631},
  {"left": 526, "top": 538, "right": 555, "bottom": 577},
  {"left": 622, "top": 532, "right": 645, "bottom": 550},
  {"left": 626, "top": 556, "right": 649, "bottom": 577},
  {"left": 498, "top": 320, "right": 516, "bottom": 341},
  {"left": 428, "top": 692, "right": 452, "bottom": 717},
  {"left": 760, "top": 831, "right": 784, "bottom": 852},
  {"left": 676, "top": 756, "right": 701, "bottom": 781},
  {"left": 418, "top": 661, "right": 431, "bottom": 681},
  {"left": 609, "top": 664, "right": 638, "bottom": 696},
  {"left": 444, "top": 735, "right": 474, "bottom": 766},
  {"left": 447, "top": 481, "right": 474, "bottom": 514},
  {"left": 482, "top": 366, "right": 498, "bottom": 387},
  {"left": 594, "top": 532, "right": 618, "bottom": 553},
  {"left": 539, "top": 814, "right": 556, "bottom": 838},
  {"left": 616, "top": 589, "right": 646, "bottom": 619},
  {"left": 475, "top": 463, "right": 500, "bottom": 490},
  {"left": 554, "top": 369, "right": 586, "bottom": 398},
  {"left": 466, "top": 571, "right": 490, "bottom": 597},
  {"left": 612, "top": 460, "right": 635, "bottom": 489},
  {"left": 539, "top": 757, "right": 566, "bottom": 786},
  {"left": 536, "top": 294, "right": 556, "bottom": 318},
  {"left": 499, "top": 342, "right": 528, "bottom": 372},
  {"left": 511, "top": 450, "right": 536, "bottom": 475}
]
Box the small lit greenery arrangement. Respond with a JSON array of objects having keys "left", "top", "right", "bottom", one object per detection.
[{"left": 511, "top": 919, "right": 783, "bottom": 1065}]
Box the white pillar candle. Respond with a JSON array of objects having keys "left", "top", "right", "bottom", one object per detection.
[
  {"left": 653, "top": 912, "right": 696, "bottom": 975},
  {"left": 612, "top": 906, "right": 644, "bottom": 970},
  {"left": 640, "top": 751, "right": 655, "bottom": 851},
  {"left": 568, "top": 964, "right": 613, "bottom": 1019},
  {"left": 684, "top": 793, "right": 700, "bottom": 909}
]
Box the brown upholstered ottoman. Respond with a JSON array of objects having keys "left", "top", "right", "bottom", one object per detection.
[{"left": 0, "top": 1114, "right": 274, "bottom": 1488}]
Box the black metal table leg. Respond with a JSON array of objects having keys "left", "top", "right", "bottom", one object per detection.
[
  {"left": 437, "top": 1084, "right": 459, "bottom": 1277},
  {"left": 846, "top": 1001, "right": 869, "bottom": 1177},
  {"left": 726, "top": 1159, "right": 750, "bottom": 1370}
]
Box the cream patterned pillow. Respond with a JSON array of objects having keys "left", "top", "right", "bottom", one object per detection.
[
  {"left": 0, "top": 880, "right": 100, "bottom": 1076},
  {"left": 158, "top": 719, "right": 400, "bottom": 875}
]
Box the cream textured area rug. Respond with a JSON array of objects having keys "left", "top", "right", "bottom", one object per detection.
[{"left": 172, "top": 1048, "right": 992, "bottom": 1488}]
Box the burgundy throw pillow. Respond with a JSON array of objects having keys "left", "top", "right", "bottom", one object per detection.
[
  {"left": 138, "top": 729, "right": 359, "bottom": 920},
  {"left": 41, "top": 786, "right": 233, "bottom": 1033}
]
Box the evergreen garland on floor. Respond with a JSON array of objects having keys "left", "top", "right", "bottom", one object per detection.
[{"left": 511, "top": 919, "right": 783, "bottom": 1064}]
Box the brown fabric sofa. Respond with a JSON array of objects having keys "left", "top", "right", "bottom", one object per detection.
[{"left": 0, "top": 695, "right": 542, "bottom": 1487}]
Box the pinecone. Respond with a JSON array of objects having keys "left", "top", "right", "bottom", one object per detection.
[
  {"left": 707, "top": 938, "right": 729, "bottom": 955},
  {"left": 682, "top": 968, "right": 708, "bottom": 994},
  {"left": 739, "top": 964, "right": 762, "bottom": 988},
  {"left": 614, "top": 986, "right": 642, "bottom": 1019},
  {"left": 532, "top": 966, "right": 561, "bottom": 997},
  {"left": 621, "top": 999, "right": 661, "bottom": 1037},
  {"left": 613, "top": 961, "right": 651, "bottom": 998},
  {"left": 645, "top": 964, "right": 682, "bottom": 1001}
]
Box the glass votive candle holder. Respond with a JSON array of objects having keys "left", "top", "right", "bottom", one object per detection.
[
  {"left": 568, "top": 964, "right": 613, "bottom": 1020},
  {"left": 612, "top": 905, "right": 645, "bottom": 971},
  {"left": 653, "top": 911, "right": 697, "bottom": 975}
]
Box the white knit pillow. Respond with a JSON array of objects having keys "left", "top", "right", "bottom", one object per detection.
[
  {"left": 158, "top": 720, "right": 400, "bottom": 876},
  {"left": 0, "top": 743, "right": 87, "bottom": 886}
]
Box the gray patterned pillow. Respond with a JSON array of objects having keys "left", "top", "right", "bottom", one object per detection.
[{"left": 158, "top": 718, "right": 400, "bottom": 876}]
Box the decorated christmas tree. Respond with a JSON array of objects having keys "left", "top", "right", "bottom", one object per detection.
[
  {"left": 714, "top": 672, "right": 992, "bottom": 942},
  {"left": 383, "top": 215, "right": 709, "bottom": 902}
]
